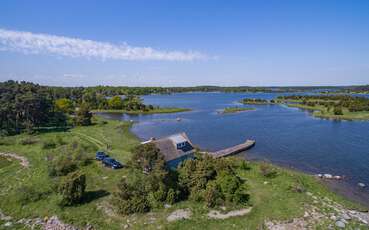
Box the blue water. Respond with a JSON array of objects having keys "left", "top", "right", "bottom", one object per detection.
[{"left": 99, "top": 92, "right": 369, "bottom": 196}]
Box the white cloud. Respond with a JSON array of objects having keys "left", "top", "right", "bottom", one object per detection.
[{"left": 0, "top": 28, "right": 208, "bottom": 61}]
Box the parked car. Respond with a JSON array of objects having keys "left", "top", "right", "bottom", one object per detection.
[
  {"left": 96, "top": 151, "right": 108, "bottom": 161},
  {"left": 102, "top": 157, "right": 123, "bottom": 169}
]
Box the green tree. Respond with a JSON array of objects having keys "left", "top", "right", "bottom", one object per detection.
[
  {"left": 130, "top": 143, "right": 165, "bottom": 173},
  {"left": 333, "top": 106, "right": 343, "bottom": 115},
  {"left": 55, "top": 98, "right": 74, "bottom": 114},
  {"left": 108, "top": 96, "right": 124, "bottom": 109},
  {"left": 75, "top": 103, "right": 92, "bottom": 126},
  {"left": 58, "top": 171, "right": 86, "bottom": 206}
]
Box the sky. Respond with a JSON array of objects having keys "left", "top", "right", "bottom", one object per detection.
[{"left": 0, "top": 0, "right": 369, "bottom": 87}]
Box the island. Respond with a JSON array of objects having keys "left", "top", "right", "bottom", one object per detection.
[
  {"left": 222, "top": 107, "right": 255, "bottom": 114},
  {"left": 278, "top": 95, "right": 369, "bottom": 120},
  {"left": 241, "top": 98, "right": 276, "bottom": 105}
]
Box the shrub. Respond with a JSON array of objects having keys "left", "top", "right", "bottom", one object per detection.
[
  {"left": 166, "top": 188, "right": 177, "bottom": 205},
  {"left": 240, "top": 160, "right": 251, "bottom": 170},
  {"left": 260, "top": 163, "right": 277, "bottom": 178},
  {"left": 48, "top": 155, "right": 78, "bottom": 177},
  {"left": 55, "top": 135, "right": 65, "bottom": 145},
  {"left": 333, "top": 106, "right": 343, "bottom": 115},
  {"left": 130, "top": 143, "right": 166, "bottom": 173},
  {"left": 114, "top": 173, "right": 150, "bottom": 215},
  {"left": 204, "top": 181, "right": 223, "bottom": 207},
  {"left": 216, "top": 171, "right": 242, "bottom": 203},
  {"left": 19, "top": 136, "right": 39, "bottom": 145},
  {"left": 42, "top": 139, "right": 57, "bottom": 149},
  {"left": 58, "top": 171, "right": 86, "bottom": 206},
  {"left": 0, "top": 137, "right": 16, "bottom": 146},
  {"left": 17, "top": 185, "right": 49, "bottom": 205}
]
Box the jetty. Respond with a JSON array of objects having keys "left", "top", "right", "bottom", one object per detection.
[{"left": 210, "top": 139, "right": 256, "bottom": 158}]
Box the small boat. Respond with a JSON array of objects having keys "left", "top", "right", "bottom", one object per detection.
[{"left": 176, "top": 117, "right": 182, "bottom": 122}]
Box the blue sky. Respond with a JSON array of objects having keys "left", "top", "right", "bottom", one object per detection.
[{"left": 0, "top": 0, "right": 369, "bottom": 86}]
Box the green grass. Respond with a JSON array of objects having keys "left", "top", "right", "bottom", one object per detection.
[
  {"left": 287, "top": 103, "right": 369, "bottom": 120},
  {"left": 92, "top": 107, "right": 191, "bottom": 115},
  {"left": 222, "top": 107, "right": 255, "bottom": 114},
  {"left": 0, "top": 116, "right": 365, "bottom": 229}
]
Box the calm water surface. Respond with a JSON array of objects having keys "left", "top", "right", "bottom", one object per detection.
[{"left": 99, "top": 92, "right": 369, "bottom": 197}]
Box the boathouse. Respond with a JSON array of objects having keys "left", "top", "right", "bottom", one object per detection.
[{"left": 146, "top": 133, "right": 195, "bottom": 168}]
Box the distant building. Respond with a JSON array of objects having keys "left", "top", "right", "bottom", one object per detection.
[{"left": 143, "top": 133, "right": 195, "bottom": 168}]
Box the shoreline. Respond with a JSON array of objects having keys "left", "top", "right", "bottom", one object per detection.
[
  {"left": 244, "top": 154, "right": 369, "bottom": 209},
  {"left": 103, "top": 113, "right": 369, "bottom": 210}
]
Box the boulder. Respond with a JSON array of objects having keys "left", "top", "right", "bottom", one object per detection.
[{"left": 335, "top": 220, "right": 345, "bottom": 228}]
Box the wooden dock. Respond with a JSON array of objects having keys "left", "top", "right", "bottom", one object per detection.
[{"left": 210, "top": 140, "right": 256, "bottom": 158}]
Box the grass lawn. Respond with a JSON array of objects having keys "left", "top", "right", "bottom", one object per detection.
[
  {"left": 222, "top": 107, "right": 255, "bottom": 114},
  {"left": 0, "top": 116, "right": 366, "bottom": 229},
  {"left": 92, "top": 107, "right": 191, "bottom": 115}
]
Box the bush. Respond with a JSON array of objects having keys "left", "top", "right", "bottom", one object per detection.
[
  {"left": 178, "top": 155, "right": 249, "bottom": 207},
  {"left": 204, "top": 181, "right": 223, "bottom": 207},
  {"left": 55, "top": 135, "right": 65, "bottom": 145},
  {"left": 48, "top": 155, "right": 78, "bottom": 177},
  {"left": 42, "top": 139, "right": 57, "bottom": 149},
  {"left": 333, "top": 106, "right": 343, "bottom": 115},
  {"left": 58, "top": 171, "right": 86, "bottom": 206},
  {"left": 166, "top": 188, "right": 177, "bottom": 205},
  {"left": 17, "top": 185, "right": 49, "bottom": 205},
  {"left": 114, "top": 173, "right": 150, "bottom": 215},
  {"left": 130, "top": 143, "right": 166, "bottom": 173},
  {"left": 260, "top": 163, "right": 277, "bottom": 178},
  {"left": 19, "top": 136, "right": 39, "bottom": 145},
  {"left": 0, "top": 137, "right": 16, "bottom": 146}
]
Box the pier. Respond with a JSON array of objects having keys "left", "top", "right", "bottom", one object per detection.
[{"left": 210, "top": 139, "right": 256, "bottom": 158}]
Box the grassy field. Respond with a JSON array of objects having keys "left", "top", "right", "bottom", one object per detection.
[
  {"left": 0, "top": 116, "right": 367, "bottom": 229},
  {"left": 92, "top": 107, "right": 191, "bottom": 115},
  {"left": 222, "top": 107, "right": 255, "bottom": 114},
  {"left": 287, "top": 103, "right": 369, "bottom": 121}
]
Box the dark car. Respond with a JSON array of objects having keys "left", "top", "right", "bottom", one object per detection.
[
  {"left": 102, "top": 157, "right": 123, "bottom": 169},
  {"left": 96, "top": 151, "right": 108, "bottom": 161}
]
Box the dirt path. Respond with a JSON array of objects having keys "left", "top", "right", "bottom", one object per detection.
[
  {"left": 0, "top": 152, "right": 29, "bottom": 167},
  {"left": 73, "top": 132, "right": 106, "bottom": 148}
]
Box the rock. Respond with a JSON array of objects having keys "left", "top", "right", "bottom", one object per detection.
[
  {"left": 335, "top": 220, "right": 345, "bottom": 228},
  {"left": 167, "top": 209, "right": 192, "bottom": 222},
  {"left": 323, "top": 174, "right": 333, "bottom": 179},
  {"left": 164, "top": 204, "right": 172, "bottom": 209},
  {"left": 123, "top": 224, "right": 129, "bottom": 229},
  {"left": 4, "top": 222, "right": 12, "bottom": 227},
  {"left": 330, "top": 215, "right": 337, "bottom": 221},
  {"left": 316, "top": 174, "right": 323, "bottom": 178},
  {"left": 358, "top": 183, "right": 366, "bottom": 188},
  {"left": 207, "top": 208, "right": 252, "bottom": 220},
  {"left": 334, "top": 175, "right": 342, "bottom": 180},
  {"left": 341, "top": 213, "right": 351, "bottom": 220},
  {"left": 306, "top": 192, "right": 313, "bottom": 196}
]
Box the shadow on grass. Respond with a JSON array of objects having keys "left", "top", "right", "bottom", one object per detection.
[{"left": 81, "top": 189, "right": 110, "bottom": 204}]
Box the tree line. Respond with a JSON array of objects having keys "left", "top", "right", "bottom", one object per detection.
[{"left": 278, "top": 95, "right": 369, "bottom": 113}]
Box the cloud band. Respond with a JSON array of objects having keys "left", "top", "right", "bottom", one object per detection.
[{"left": 0, "top": 28, "right": 207, "bottom": 61}]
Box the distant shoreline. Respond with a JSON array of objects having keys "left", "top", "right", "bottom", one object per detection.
[{"left": 92, "top": 107, "right": 191, "bottom": 115}]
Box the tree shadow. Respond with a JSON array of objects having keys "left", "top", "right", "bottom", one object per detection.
[{"left": 82, "top": 189, "right": 110, "bottom": 204}]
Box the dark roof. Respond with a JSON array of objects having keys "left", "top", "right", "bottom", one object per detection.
[{"left": 152, "top": 132, "right": 195, "bottom": 162}]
